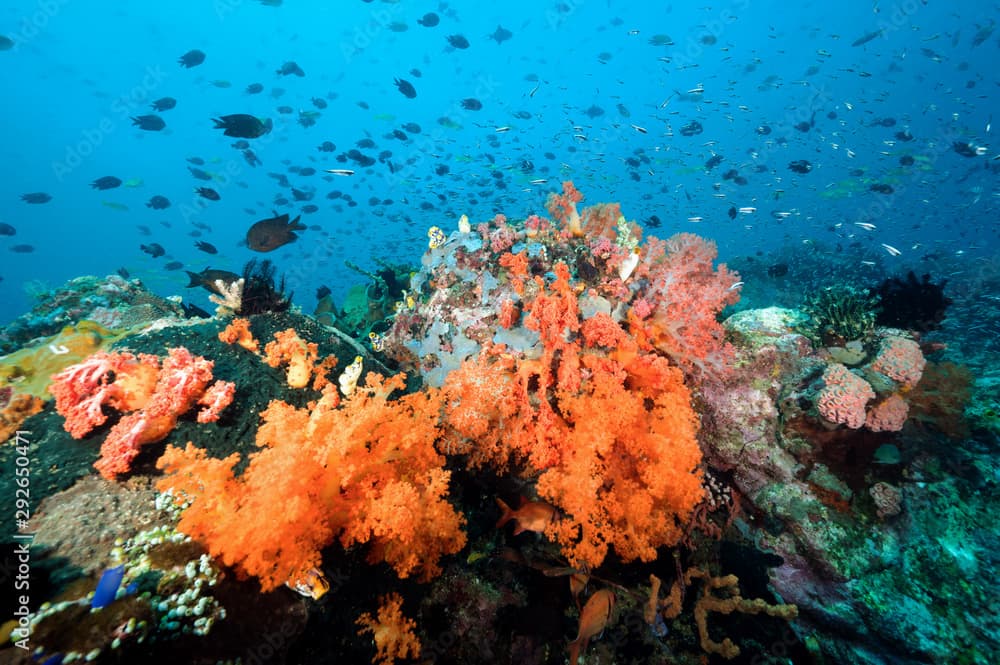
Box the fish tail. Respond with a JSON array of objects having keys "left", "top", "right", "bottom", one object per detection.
[
  {"left": 185, "top": 271, "right": 202, "bottom": 288},
  {"left": 289, "top": 214, "right": 306, "bottom": 230},
  {"left": 567, "top": 638, "right": 583, "bottom": 665},
  {"left": 495, "top": 497, "right": 515, "bottom": 529}
]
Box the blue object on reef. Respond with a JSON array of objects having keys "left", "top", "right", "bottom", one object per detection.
[
  {"left": 41, "top": 654, "right": 65, "bottom": 665},
  {"left": 91, "top": 565, "right": 125, "bottom": 609}
]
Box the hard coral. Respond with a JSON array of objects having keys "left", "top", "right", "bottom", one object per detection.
[
  {"left": 868, "top": 335, "right": 925, "bottom": 389},
  {"left": 816, "top": 363, "right": 875, "bottom": 429}
]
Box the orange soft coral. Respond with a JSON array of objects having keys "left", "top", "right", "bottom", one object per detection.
[
  {"left": 264, "top": 328, "right": 319, "bottom": 388},
  {"left": 441, "top": 268, "right": 704, "bottom": 569},
  {"left": 356, "top": 593, "right": 421, "bottom": 665},
  {"left": 157, "top": 373, "right": 466, "bottom": 592},
  {"left": 545, "top": 180, "right": 584, "bottom": 229},
  {"left": 218, "top": 317, "right": 259, "bottom": 353}
]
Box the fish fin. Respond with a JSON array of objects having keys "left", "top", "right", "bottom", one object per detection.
[
  {"left": 289, "top": 214, "right": 305, "bottom": 230},
  {"left": 495, "top": 497, "right": 514, "bottom": 529}
]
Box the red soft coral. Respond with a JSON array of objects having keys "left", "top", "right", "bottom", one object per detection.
[{"left": 50, "top": 347, "right": 232, "bottom": 480}]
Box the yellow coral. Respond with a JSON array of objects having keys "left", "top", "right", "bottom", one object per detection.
[{"left": 0, "top": 320, "right": 121, "bottom": 400}]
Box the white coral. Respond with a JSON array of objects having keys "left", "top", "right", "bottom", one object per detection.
[{"left": 208, "top": 278, "right": 244, "bottom": 317}]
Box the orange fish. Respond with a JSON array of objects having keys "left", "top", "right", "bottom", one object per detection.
[
  {"left": 568, "top": 588, "right": 615, "bottom": 665},
  {"left": 246, "top": 211, "right": 305, "bottom": 252},
  {"left": 495, "top": 497, "right": 558, "bottom": 535}
]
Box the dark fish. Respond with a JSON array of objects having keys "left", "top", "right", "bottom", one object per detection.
[
  {"left": 243, "top": 149, "right": 261, "bottom": 167},
  {"left": 0, "top": 35, "right": 14, "bottom": 50},
  {"left": 679, "top": 120, "right": 703, "bottom": 136},
  {"left": 952, "top": 142, "right": 978, "bottom": 157},
  {"left": 187, "top": 156, "right": 205, "bottom": 165},
  {"left": 212, "top": 114, "right": 273, "bottom": 138},
  {"left": 91, "top": 176, "right": 122, "bottom": 190},
  {"left": 461, "top": 98, "right": 483, "bottom": 111},
  {"left": 131, "top": 114, "right": 166, "bottom": 131},
  {"left": 318, "top": 140, "right": 337, "bottom": 152},
  {"left": 356, "top": 137, "right": 376, "bottom": 148},
  {"left": 403, "top": 122, "right": 421, "bottom": 133},
  {"left": 489, "top": 25, "right": 513, "bottom": 44},
  {"left": 899, "top": 155, "right": 915, "bottom": 166},
  {"left": 116, "top": 267, "right": 130, "bottom": 279},
  {"left": 794, "top": 112, "right": 816, "bottom": 132},
  {"left": 140, "top": 242, "right": 165, "bottom": 258},
  {"left": 417, "top": 12, "right": 439, "bottom": 27},
  {"left": 9, "top": 244, "right": 34, "bottom": 253},
  {"left": 895, "top": 130, "right": 914, "bottom": 142},
  {"left": 755, "top": 124, "right": 772, "bottom": 135},
  {"left": 447, "top": 34, "right": 470, "bottom": 49},
  {"left": 291, "top": 187, "right": 312, "bottom": 201},
  {"left": 164, "top": 261, "right": 184, "bottom": 271},
  {"left": 704, "top": 154, "right": 723, "bottom": 171},
  {"left": 194, "top": 241, "right": 218, "bottom": 254},
  {"left": 276, "top": 61, "right": 305, "bottom": 77},
  {"left": 0, "top": 223, "right": 15, "bottom": 236},
  {"left": 872, "top": 117, "right": 896, "bottom": 127},
  {"left": 151, "top": 97, "right": 176, "bottom": 111},
  {"left": 232, "top": 140, "right": 250, "bottom": 149},
  {"left": 616, "top": 103, "right": 630, "bottom": 118},
  {"left": 972, "top": 22, "right": 995, "bottom": 47},
  {"left": 301, "top": 204, "right": 319, "bottom": 213},
  {"left": 869, "top": 183, "right": 894, "bottom": 194},
  {"left": 851, "top": 29, "right": 883, "bottom": 47},
  {"left": 645, "top": 214, "right": 661, "bottom": 228},
  {"left": 178, "top": 49, "right": 206, "bottom": 68},
  {"left": 722, "top": 168, "right": 738, "bottom": 180},
  {"left": 21, "top": 192, "right": 51, "bottom": 204},
  {"left": 727, "top": 206, "right": 737, "bottom": 220},
  {"left": 186, "top": 268, "right": 242, "bottom": 296},
  {"left": 196, "top": 187, "right": 221, "bottom": 201},
  {"left": 312, "top": 97, "right": 328, "bottom": 109},
  {"left": 189, "top": 166, "right": 213, "bottom": 180},
  {"left": 146, "top": 195, "right": 171, "bottom": 209},
  {"left": 767, "top": 262, "right": 789, "bottom": 277},
  {"left": 276, "top": 105, "right": 294, "bottom": 114},
  {"left": 316, "top": 285, "right": 331, "bottom": 299},
  {"left": 395, "top": 78, "right": 417, "bottom": 98},
  {"left": 299, "top": 167, "right": 316, "bottom": 176},
  {"left": 245, "top": 82, "right": 264, "bottom": 94},
  {"left": 136, "top": 225, "right": 152, "bottom": 236},
  {"left": 246, "top": 212, "right": 306, "bottom": 252},
  {"left": 788, "top": 160, "right": 812, "bottom": 174}
]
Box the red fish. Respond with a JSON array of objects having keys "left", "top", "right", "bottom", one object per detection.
[
  {"left": 495, "top": 497, "right": 558, "bottom": 535},
  {"left": 568, "top": 589, "right": 615, "bottom": 665}
]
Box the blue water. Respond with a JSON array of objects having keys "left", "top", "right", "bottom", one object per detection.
[{"left": 1, "top": 0, "right": 997, "bottom": 322}]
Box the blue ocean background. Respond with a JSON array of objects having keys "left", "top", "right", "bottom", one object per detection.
[{"left": 1, "top": 0, "right": 997, "bottom": 322}]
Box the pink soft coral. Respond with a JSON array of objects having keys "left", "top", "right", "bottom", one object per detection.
[{"left": 630, "top": 233, "right": 740, "bottom": 382}]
